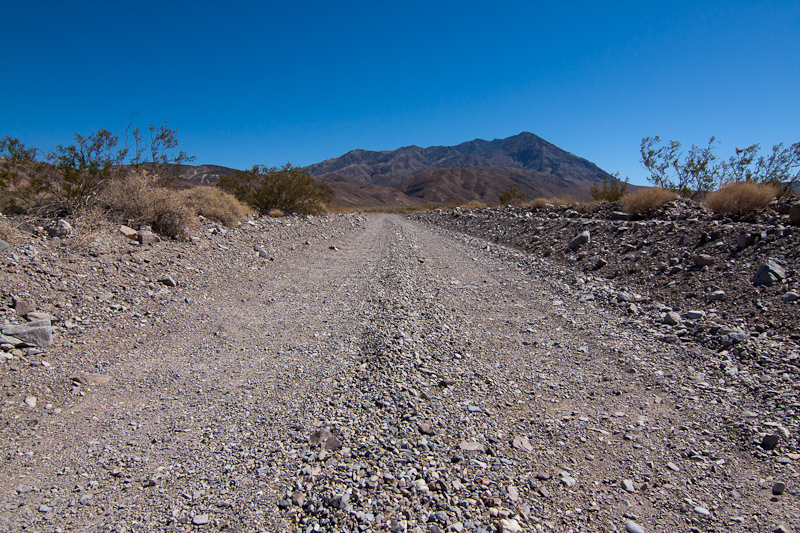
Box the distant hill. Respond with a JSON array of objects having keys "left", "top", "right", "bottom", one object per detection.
[
  {"left": 307, "top": 132, "right": 612, "bottom": 206},
  {"left": 175, "top": 164, "right": 237, "bottom": 189},
  {"left": 174, "top": 132, "right": 613, "bottom": 208}
]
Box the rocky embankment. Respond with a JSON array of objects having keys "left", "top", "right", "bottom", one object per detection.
[{"left": 1, "top": 211, "right": 799, "bottom": 532}]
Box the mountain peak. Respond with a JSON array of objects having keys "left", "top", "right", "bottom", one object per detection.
[{"left": 301, "top": 132, "right": 611, "bottom": 207}]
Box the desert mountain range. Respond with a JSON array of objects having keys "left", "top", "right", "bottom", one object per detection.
[{"left": 180, "top": 132, "right": 612, "bottom": 208}]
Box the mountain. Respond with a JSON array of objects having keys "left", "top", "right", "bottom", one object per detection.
[
  {"left": 174, "top": 133, "right": 612, "bottom": 208},
  {"left": 306, "top": 132, "right": 612, "bottom": 206}
]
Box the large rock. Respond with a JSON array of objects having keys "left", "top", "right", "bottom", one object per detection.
[
  {"left": 137, "top": 230, "right": 160, "bottom": 245},
  {"left": 0, "top": 240, "right": 9, "bottom": 254},
  {"left": 0, "top": 326, "right": 52, "bottom": 347},
  {"left": 568, "top": 231, "right": 591, "bottom": 250},
  {"left": 692, "top": 254, "right": 715, "bottom": 267},
  {"left": 789, "top": 203, "right": 800, "bottom": 226},
  {"left": 1, "top": 320, "right": 53, "bottom": 347},
  {"left": 46, "top": 219, "right": 72, "bottom": 238},
  {"left": 13, "top": 297, "right": 35, "bottom": 316},
  {"left": 119, "top": 225, "right": 138, "bottom": 239},
  {"left": 753, "top": 259, "right": 786, "bottom": 286}
]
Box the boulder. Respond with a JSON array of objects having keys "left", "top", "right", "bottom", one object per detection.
[
  {"left": 753, "top": 259, "right": 786, "bottom": 286},
  {"left": 789, "top": 203, "right": 800, "bottom": 226},
  {"left": 0, "top": 324, "right": 52, "bottom": 347},
  {"left": 46, "top": 219, "right": 72, "bottom": 238},
  {"left": 568, "top": 231, "right": 591, "bottom": 251},
  {"left": 692, "top": 254, "right": 715, "bottom": 267},
  {"left": 137, "top": 230, "right": 160, "bottom": 245},
  {"left": 119, "top": 225, "right": 138, "bottom": 239},
  {"left": 781, "top": 291, "right": 799, "bottom": 302},
  {"left": 13, "top": 297, "right": 35, "bottom": 316}
]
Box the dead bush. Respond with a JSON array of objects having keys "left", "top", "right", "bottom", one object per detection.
[
  {"left": 100, "top": 170, "right": 196, "bottom": 237},
  {"left": 151, "top": 194, "right": 196, "bottom": 237},
  {"left": 268, "top": 209, "right": 285, "bottom": 217},
  {"left": 551, "top": 195, "right": 586, "bottom": 210},
  {"left": 460, "top": 200, "right": 488, "bottom": 209},
  {"left": 704, "top": 181, "right": 777, "bottom": 216},
  {"left": 525, "top": 198, "right": 551, "bottom": 209},
  {"left": 525, "top": 195, "right": 587, "bottom": 211},
  {"left": 619, "top": 187, "right": 677, "bottom": 215},
  {"left": 180, "top": 186, "right": 255, "bottom": 226}
]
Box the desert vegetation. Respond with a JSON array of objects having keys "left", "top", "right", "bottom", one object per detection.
[
  {"left": 640, "top": 135, "right": 800, "bottom": 196},
  {"left": 618, "top": 187, "right": 678, "bottom": 215},
  {"left": 0, "top": 120, "right": 331, "bottom": 238},
  {"left": 217, "top": 163, "right": 332, "bottom": 216},
  {"left": 498, "top": 186, "right": 527, "bottom": 206},
  {"left": 590, "top": 172, "right": 629, "bottom": 201},
  {"left": 703, "top": 181, "right": 778, "bottom": 217}
]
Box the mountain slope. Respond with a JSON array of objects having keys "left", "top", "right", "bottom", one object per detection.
[
  {"left": 173, "top": 133, "right": 612, "bottom": 208},
  {"left": 306, "top": 132, "right": 611, "bottom": 191}
]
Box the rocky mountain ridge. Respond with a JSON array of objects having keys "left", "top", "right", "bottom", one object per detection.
[{"left": 176, "top": 132, "right": 612, "bottom": 208}]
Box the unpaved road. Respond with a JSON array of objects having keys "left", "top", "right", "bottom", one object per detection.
[{"left": 1, "top": 214, "right": 797, "bottom": 532}]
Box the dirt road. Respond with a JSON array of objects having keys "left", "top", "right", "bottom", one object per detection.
[{"left": 1, "top": 214, "right": 797, "bottom": 532}]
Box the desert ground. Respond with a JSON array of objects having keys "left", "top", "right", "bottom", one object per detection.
[{"left": 1, "top": 206, "right": 798, "bottom": 532}]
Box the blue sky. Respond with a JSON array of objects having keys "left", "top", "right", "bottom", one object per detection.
[{"left": 2, "top": 1, "right": 798, "bottom": 186}]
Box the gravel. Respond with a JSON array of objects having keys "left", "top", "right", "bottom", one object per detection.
[{"left": 1, "top": 211, "right": 798, "bottom": 532}]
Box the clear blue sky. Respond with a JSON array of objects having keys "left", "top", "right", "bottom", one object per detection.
[{"left": 2, "top": 1, "right": 798, "bottom": 186}]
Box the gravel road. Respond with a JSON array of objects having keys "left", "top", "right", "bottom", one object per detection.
[{"left": 1, "top": 213, "right": 797, "bottom": 532}]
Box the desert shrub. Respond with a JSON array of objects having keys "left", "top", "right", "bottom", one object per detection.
[
  {"left": 591, "top": 173, "right": 629, "bottom": 201},
  {"left": 151, "top": 194, "right": 196, "bottom": 237},
  {"left": 100, "top": 170, "right": 196, "bottom": 237},
  {"left": 619, "top": 187, "right": 677, "bottom": 215},
  {"left": 460, "top": 200, "right": 487, "bottom": 209},
  {"left": 640, "top": 136, "right": 720, "bottom": 196},
  {"left": 704, "top": 181, "right": 777, "bottom": 216},
  {"left": 525, "top": 197, "right": 551, "bottom": 209},
  {"left": 268, "top": 209, "right": 285, "bottom": 217},
  {"left": 549, "top": 195, "right": 587, "bottom": 210},
  {"left": 0, "top": 120, "right": 193, "bottom": 216},
  {"left": 641, "top": 135, "right": 800, "bottom": 196},
  {"left": 218, "top": 163, "right": 332, "bottom": 215},
  {"left": 180, "top": 186, "right": 255, "bottom": 226},
  {"left": 498, "top": 187, "right": 527, "bottom": 206}
]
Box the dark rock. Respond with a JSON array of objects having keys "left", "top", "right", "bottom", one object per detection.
[
  {"left": 753, "top": 259, "right": 786, "bottom": 286},
  {"left": 568, "top": 231, "right": 590, "bottom": 251},
  {"left": 692, "top": 254, "right": 715, "bottom": 267},
  {"left": 158, "top": 275, "right": 177, "bottom": 287},
  {"left": 789, "top": 203, "right": 800, "bottom": 226},
  {"left": 762, "top": 434, "right": 779, "bottom": 450}
]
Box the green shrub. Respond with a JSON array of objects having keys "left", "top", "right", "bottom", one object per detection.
[
  {"left": 591, "top": 173, "right": 629, "bottom": 201},
  {"left": 218, "top": 163, "right": 332, "bottom": 215},
  {"left": 498, "top": 187, "right": 527, "bottom": 206}
]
